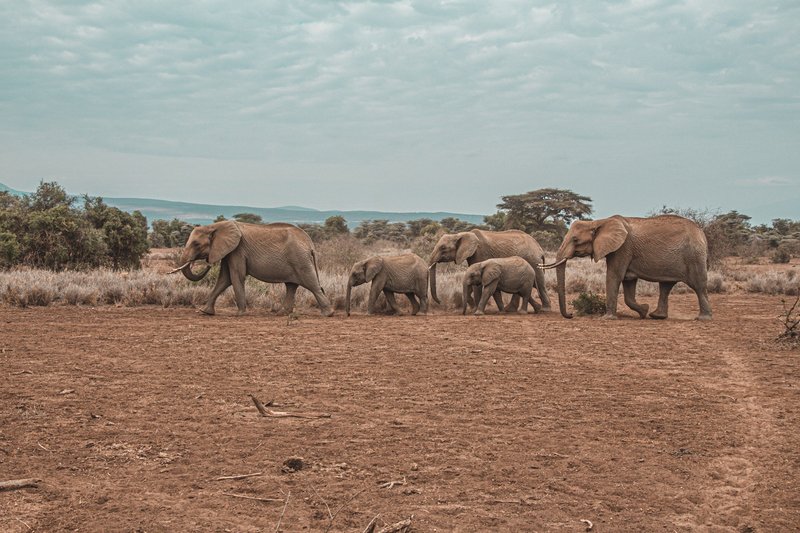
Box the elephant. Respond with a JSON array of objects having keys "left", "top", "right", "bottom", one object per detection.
[
  {"left": 428, "top": 229, "right": 551, "bottom": 312},
  {"left": 175, "top": 220, "right": 334, "bottom": 317},
  {"left": 345, "top": 253, "right": 429, "bottom": 316},
  {"left": 461, "top": 257, "right": 541, "bottom": 315},
  {"left": 542, "top": 215, "right": 712, "bottom": 320}
]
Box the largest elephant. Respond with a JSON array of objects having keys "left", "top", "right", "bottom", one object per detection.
[
  {"left": 428, "top": 229, "right": 551, "bottom": 311},
  {"left": 543, "top": 215, "right": 712, "bottom": 320},
  {"left": 175, "top": 221, "right": 334, "bottom": 316}
]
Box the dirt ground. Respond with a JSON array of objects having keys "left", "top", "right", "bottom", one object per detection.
[{"left": 1, "top": 294, "right": 799, "bottom": 532}]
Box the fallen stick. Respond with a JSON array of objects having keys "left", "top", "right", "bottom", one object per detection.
[
  {"left": 581, "top": 518, "right": 594, "bottom": 531},
  {"left": 274, "top": 491, "right": 290, "bottom": 533},
  {"left": 324, "top": 487, "right": 368, "bottom": 533},
  {"left": 250, "top": 394, "right": 271, "bottom": 417},
  {"left": 213, "top": 472, "right": 263, "bottom": 481},
  {"left": 264, "top": 409, "right": 331, "bottom": 419},
  {"left": 222, "top": 492, "right": 283, "bottom": 503},
  {"left": 376, "top": 516, "right": 413, "bottom": 533},
  {"left": 12, "top": 370, "right": 33, "bottom": 375},
  {"left": 0, "top": 478, "right": 41, "bottom": 492},
  {"left": 363, "top": 515, "right": 380, "bottom": 533},
  {"left": 378, "top": 477, "right": 406, "bottom": 489}
]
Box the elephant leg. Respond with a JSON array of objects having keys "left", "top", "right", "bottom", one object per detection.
[
  {"left": 367, "top": 280, "right": 384, "bottom": 315},
  {"left": 201, "top": 260, "right": 232, "bottom": 315},
  {"left": 650, "top": 281, "right": 676, "bottom": 319},
  {"left": 229, "top": 259, "right": 247, "bottom": 315},
  {"left": 471, "top": 285, "right": 482, "bottom": 312},
  {"left": 534, "top": 267, "right": 552, "bottom": 311},
  {"left": 623, "top": 279, "right": 649, "bottom": 319},
  {"left": 282, "top": 282, "right": 298, "bottom": 315},
  {"left": 603, "top": 272, "right": 622, "bottom": 319},
  {"left": 686, "top": 272, "right": 712, "bottom": 320},
  {"left": 384, "top": 290, "right": 403, "bottom": 315},
  {"left": 306, "top": 285, "right": 334, "bottom": 317},
  {"left": 476, "top": 280, "right": 498, "bottom": 315},
  {"left": 405, "top": 293, "right": 420, "bottom": 315},
  {"left": 492, "top": 290, "right": 505, "bottom": 312},
  {"left": 517, "top": 291, "right": 530, "bottom": 314},
  {"left": 418, "top": 293, "right": 428, "bottom": 315},
  {"left": 528, "top": 288, "right": 542, "bottom": 313},
  {"left": 504, "top": 294, "right": 520, "bottom": 312}
]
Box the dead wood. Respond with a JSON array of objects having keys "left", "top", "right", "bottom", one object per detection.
[
  {"left": 376, "top": 516, "right": 413, "bottom": 533},
  {"left": 222, "top": 492, "right": 283, "bottom": 503},
  {"left": 581, "top": 518, "right": 594, "bottom": 531},
  {"left": 0, "top": 478, "right": 41, "bottom": 491},
  {"left": 362, "top": 515, "right": 380, "bottom": 533},
  {"left": 378, "top": 477, "right": 406, "bottom": 489},
  {"left": 324, "top": 486, "right": 368, "bottom": 533},
  {"left": 213, "top": 472, "right": 263, "bottom": 481},
  {"left": 274, "top": 491, "right": 290, "bottom": 533}
]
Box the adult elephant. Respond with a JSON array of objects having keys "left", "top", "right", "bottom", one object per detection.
[
  {"left": 174, "top": 221, "right": 334, "bottom": 317},
  {"left": 428, "top": 229, "right": 551, "bottom": 311},
  {"left": 542, "top": 215, "right": 711, "bottom": 320}
]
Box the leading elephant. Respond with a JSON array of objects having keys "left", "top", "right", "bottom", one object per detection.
[
  {"left": 543, "top": 215, "right": 712, "bottom": 320},
  {"left": 175, "top": 221, "right": 334, "bottom": 317},
  {"left": 428, "top": 229, "right": 551, "bottom": 311}
]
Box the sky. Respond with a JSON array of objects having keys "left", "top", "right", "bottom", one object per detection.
[{"left": 1, "top": 1, "right": 798, "bottom": 221}]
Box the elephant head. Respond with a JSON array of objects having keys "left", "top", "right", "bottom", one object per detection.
[
  {"left": 461, "top": 261, "right": 501, "bottom": 315},
  {"left": 345, "top": 257, "right": 384, "bottom": 316},
  {"left": 176, "top": 220, "right": 242, "bottom": 282},
  {"left": 543, "top": 216, "right": 628, "bottom": 318},
  {"left": 428, "top": 232, "right": 479, "bottom": 304}
]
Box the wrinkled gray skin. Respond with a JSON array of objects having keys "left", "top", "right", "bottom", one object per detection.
[
  {"left": 551, "top": 215, "right": 711, "bottom": 320},
  {"left": 429, "top": 229, "right": 551, "bottom": 312},
  {"left": 461, "top": 257, "right": 541, "bottom": 316},
  {"left": 346, "top": 253, "right": 429, "bottom": 316},
  {"left": 179, "top": 221, "right": 333, "bottom": 316}
]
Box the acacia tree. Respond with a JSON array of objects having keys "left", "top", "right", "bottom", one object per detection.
[{"left": 486, "top": 188, "right": 593, "bottom": 236}]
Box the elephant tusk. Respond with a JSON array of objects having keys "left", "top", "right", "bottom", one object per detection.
[
  {"left": 539, "top": 258, "right": 568, "bottom": 270},
  {"left": 168, "top": 261, "right": 194, "bottom": 274}
]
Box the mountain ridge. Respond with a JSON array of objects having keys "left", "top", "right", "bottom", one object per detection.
[{"left": 0, "top": 182, "right": 486, "bottom": 226}]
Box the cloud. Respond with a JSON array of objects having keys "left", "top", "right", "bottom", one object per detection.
[
  {"left": 737, "top": 176, "right": 793, "bottom": 186},
  {"left": 0, "top": 0, "right": 798, "bottom": 216}
]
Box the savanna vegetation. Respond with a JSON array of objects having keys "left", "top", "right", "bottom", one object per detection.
[{"left": 0, "top": 182, "right": 797, "bottom": 311}]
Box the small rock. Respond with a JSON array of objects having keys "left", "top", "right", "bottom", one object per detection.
[{"left": 282, "top": 456, "right": 305, "bottom": 473}]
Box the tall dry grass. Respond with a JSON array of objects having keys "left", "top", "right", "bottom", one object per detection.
[{"left": 0, "top": 241, "right": 796, "bottom": 310}]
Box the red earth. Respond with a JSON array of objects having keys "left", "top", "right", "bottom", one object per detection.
[{"left": 1, "top": 293, "right": 799, "bottom": 532}]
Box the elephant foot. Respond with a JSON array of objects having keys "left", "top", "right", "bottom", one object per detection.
[
  {"left": 540, "top": 305, "right": 552, "bottom": 312},
  {"left": 474, "top": 310, "right": 485, "bottom": 316},
  {"left": 649, "top": 310, "right": 668, "bottom": 320},
  {"left": 600, "top": 313, "right": 618, "bottom": 320},
  {"left": 199, "top": 307, "right": 215, "bottom": 316},
  {"left": 696, "top": 313, "right": 713, "bottom": 321},
  {"left": 636, "top": 304, "right": 649, "bottom": 319},
  {"left": 321, "top": 308, "right": 334, "bottom": 317},
  {"left": 236, "top": 309, "right": 247, "bottom": 317}
]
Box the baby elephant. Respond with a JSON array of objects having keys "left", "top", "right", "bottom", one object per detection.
[
  {"left": 345, "top": 254, "right": 429, "bottom": 316},
  {"left": 462, "top": 257, "right": 541, "bottom": 315}
]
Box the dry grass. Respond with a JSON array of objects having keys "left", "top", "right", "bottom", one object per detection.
[{"left": 0, "top": 246, "right": 796, "bottom": 310}]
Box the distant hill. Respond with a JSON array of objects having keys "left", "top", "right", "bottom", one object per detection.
[{"left": 0, "top": 182, "right": 486, "bottom": 226}]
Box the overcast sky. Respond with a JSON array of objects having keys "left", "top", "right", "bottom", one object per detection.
[{"left": 1, "top": 1, "right": 798, "bottom": 220}]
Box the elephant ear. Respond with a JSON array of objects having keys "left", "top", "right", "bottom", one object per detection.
[
  {"left": 481, "top": 261, "right": 502, "bottom": 285},
  {"left": 364, "top": 257, "right": 384, "bottom": 282},
  {"left": 208, "top": 221, "right": 243, "bottom": 264},
  {"left": 592, "top": 217, "right": 628, "bottom": 262},
  {"left": 455, "top": 233, "right": 479, "bottom": 264}
]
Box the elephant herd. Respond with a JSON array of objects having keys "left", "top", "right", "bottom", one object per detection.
[{"left": 173, "top": 214, "right": 713, "bottom": 321}]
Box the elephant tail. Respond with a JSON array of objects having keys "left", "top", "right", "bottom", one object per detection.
[{"left": 311, "top": 249, "right": 325, "bottom": 294}]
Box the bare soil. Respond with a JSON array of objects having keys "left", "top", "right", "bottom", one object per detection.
[{"left": 1, "top": 294, "right": 799, "bottom": 532}]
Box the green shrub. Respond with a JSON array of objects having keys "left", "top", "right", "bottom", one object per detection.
[{"left": 571, "top": 291, "right": 606, "bottom": 316}]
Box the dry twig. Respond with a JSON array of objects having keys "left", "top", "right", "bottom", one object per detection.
[
  {"left": 0, "top": 478, "right": 41, "bottom": 492},
  {"left": 362, "top": 515, "right": 380, "bottom": 533},
  {"left": 376, "top": 516, "right": 413, "bottom": 533},
  {"left": 378, "top": 477, "right": 406, "bottom": 489},
  {"left": 274, "top": 491, "right": 291, "bottom": 533},
  {"left": 580, "top": 518, "right": 594, "bottom": 531},
  {"left": 213, "top": 472, "right": 263, "bottom": 481},
  {"left": 324, "top": 487, "right": 368, "bottom": 533},
  {"left": 12, "top": 370, "right": 33, "bottom": 375},
  {"left": 222, "top": 492, "right": 283, "bottom": 503}
]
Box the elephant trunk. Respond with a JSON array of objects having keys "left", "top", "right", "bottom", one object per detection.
[
  {"left": 556, "top": 261, "right": 573, "bottom": 319},
  {"left": 345, "top": 280, "right": 353, "bottom": 317},
  {"left": 180, "top": 262, "right": 212, "bottom": 282},
  {"left": 429, "top": 263, "right": 440, "bottom": 304}
]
